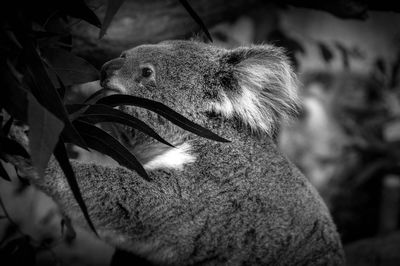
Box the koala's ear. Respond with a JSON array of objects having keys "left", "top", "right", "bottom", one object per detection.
[{"left": 212, "top": 45, "right": 300, "bottom": 135}]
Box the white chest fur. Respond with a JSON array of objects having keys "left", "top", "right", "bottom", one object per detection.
[{"left": 143, "top": 142, "right": 196, "bottom": 171}]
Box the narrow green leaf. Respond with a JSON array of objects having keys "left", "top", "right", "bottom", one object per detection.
[
  {"left": 73, "top": 120, "right": 149, "bottom": 181},
  {"left": 79, "top": 104, "right": 173, "bottom": 147},
  {"left": 3, "top": 117, "right": 14, "bottom": 136},
  {"left": 6, "top": 60, "right": 24, "bottom": 84},
  {"left": 53, "top": 139, "right": 98, "bottom": 236},
  {"left": 66, "top": 104, "right": 91, "bottom": 119},
  {"left": 28, "top": 94, "right": 64, "bottom": 177},
  {"left": 4, "top": 31, "right": 22, "bottom": 50},
  {"left": 0, "top": 63, "right": 28, "bottom": 122},
  {"left": 97, "top": 95, "right": 230, "bottom": 143},
  {"left": 56, "top": 75, "right": 66, "bottom": 100},
  {"left": 18, "top": 35, "right": 88, "bottom": 149},
  {"left": 32, "top": 30, "right": 59, "bottom": 40},
  {"left": 63, "top": 0, "right": 101, "bottom": 28},
  {"left": 0, "top": 162, "right": 11, "bottom": 181},
  {"left": 66, "top": 88, "right": 116, "bottom": 118},
  {"left": 0, "top": 136, "right": 30, "bottom": 159},
  {"left": 179, "top": 0, "right": 213, "bottom": 43},
  {"left": 44, "top": 62, "right": 61, "bottom": 89},
  {"left": 99, "top": 0, "right": 126, "bottom": 39},
  {"left": 41, "top": 47, "right": 99, "bottom": 87},
  {"left": 83, "top": 88, "right": 118, "bottom": 104}
]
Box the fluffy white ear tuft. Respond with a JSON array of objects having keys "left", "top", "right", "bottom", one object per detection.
[{"left": 211, "top": 45, "right": 300, "bottom": 136}]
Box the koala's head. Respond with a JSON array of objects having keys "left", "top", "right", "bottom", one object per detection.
[{"left": 100, "top": 40, "right": 299, "bottom": 138}]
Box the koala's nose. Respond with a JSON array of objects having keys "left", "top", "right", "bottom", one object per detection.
[{"left": 100, "top": 58, "right": 125, "bottom": 84}]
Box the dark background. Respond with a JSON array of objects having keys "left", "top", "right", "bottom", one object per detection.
[{"left": 1, "top": 0, "right": 400, "bottom": 265}]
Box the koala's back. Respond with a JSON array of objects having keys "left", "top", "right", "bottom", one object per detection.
[{"left": 116, "top": 137, "right": 345, "bottom": 266}]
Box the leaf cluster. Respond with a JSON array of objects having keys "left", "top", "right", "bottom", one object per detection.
[
  {"left": 0, "top": 0, "right": 217, "bottom": 263},
  {"left": 0, "top": 0, "right": 217, "bottom": 261}
]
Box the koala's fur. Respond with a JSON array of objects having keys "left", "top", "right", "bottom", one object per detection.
[{"left": 39, "top": 40, "right": 345, "bottom": 265}]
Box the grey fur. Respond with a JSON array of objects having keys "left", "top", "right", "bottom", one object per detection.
[{"left": 39, "top": 40, "right": 344, "bottom": 265}]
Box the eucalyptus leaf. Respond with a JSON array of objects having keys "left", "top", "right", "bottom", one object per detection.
[
  {"left": 80, "top": 104, "right": 173, "bottom": 147},
  {"left": 84, "top": 88, "right": 118, "bottom": 104},
  {"left": 179, "top": 0, "right": 213, "bottom": 42},
  {"left": 0, "top": 136, "right": 30, "bottom": 159},
  {"left": 0, "top": 162, "right": 11, "bottom": 181},
  {"left": 66, "top": 104, "right": 90, "bottom": 119},
  {"left": 97, "top": 95, "right": 230, "bottom": 143},
  {"left": 56, "top": 75, "right": 67, "bottom": 100},
  {"left": 73, "top": 120, "right": 149, "bottom": 180},
  {"left": 0, "top": 63, "right": 28, "bottom": 122},
  {"left": 18, "top": 36, "right": 88, "bottom": 149},
  {"left": 3, "top": 117, "right": 14, "bottom": 136},
  {"left": 53, "top": 139, "right": 98, "bottom": 235},
  {"left": 62, "top": 0, "right": 101, "bottom": 28},
  {"left": 41, "top": 47, "right": 99, "bottom": 87},
  {"left": 28, "top": 93, "right": 64, "bottom": 177},
  {"left": 99, "top": 0, "right": 126, "bottom": 39}
]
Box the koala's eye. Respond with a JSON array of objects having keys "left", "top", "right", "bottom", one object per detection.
[{"left": 141, "top": 67, "right": 153, "bottom": 78}]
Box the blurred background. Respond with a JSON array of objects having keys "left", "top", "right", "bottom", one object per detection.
[{"left": 1, "top": 0, "right": 400, "bottom": 265}]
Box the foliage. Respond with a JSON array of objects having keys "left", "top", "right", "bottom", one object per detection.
[{"left": 0, "top": 0, "right": 217, "bottom": 264}]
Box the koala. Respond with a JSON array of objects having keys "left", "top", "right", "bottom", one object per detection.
[{"left": 37, "top": 40, "right": 345, "bottom": 265}]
